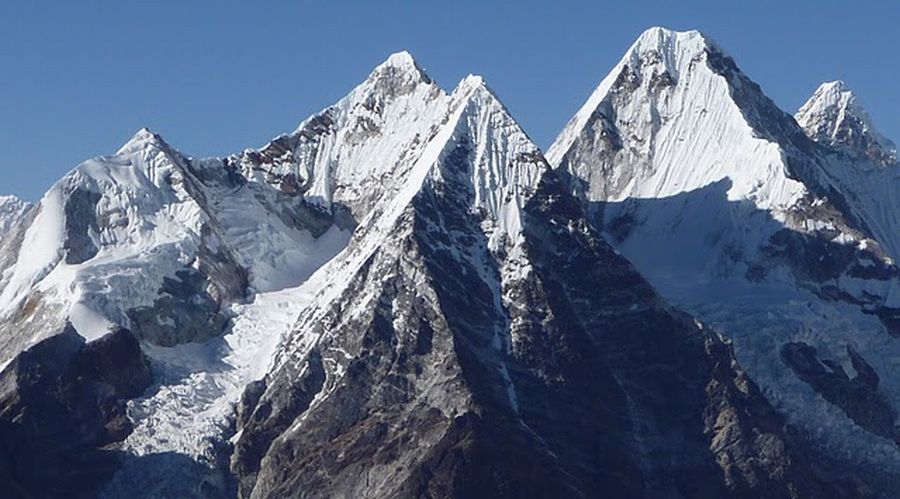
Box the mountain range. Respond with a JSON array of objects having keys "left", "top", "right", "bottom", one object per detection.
[{"left": 1, "top": 27, "right": 899, "bottom": 498}]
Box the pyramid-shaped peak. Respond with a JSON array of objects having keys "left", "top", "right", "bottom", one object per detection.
[
  {"left": 449, "top": 75, "right": 523, "bottom": 134},
  {"left": 606, "top": 27, "right": 733, "bottom": 88},
  {"left": 801, "top": 80, "right": 856, "bottom": 112},
  {"left": 820, "top": 80, "right": 849, "bottom": 93},
  {"left": 368, "top": 50, "right": 432, "bottom": 84},
  {"left": 454, "top": 74, "right": 494, "bottom": 98},
  {"left": 458, "top": 73, "right": 486, "bottom": 90},
  {"left": 797, "top": 80, "right": 897, "bottom": 165},
  {"left": 117, "top": 127, "right": 168, "bottom": 155},
  {"left": 380, "top": 50, "right": 417, "bottom": 70}
]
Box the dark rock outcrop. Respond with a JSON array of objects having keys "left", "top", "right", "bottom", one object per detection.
[
  {"left": 781, "top": 342, "right": 899, "bottom": 445},
  {"left": 0, "top": 324, "right": 152, "bottom": 498},
  {"left": 230, "top": 124, "right": 853, "bottom": 497},
  {"left": 62, "top": 187, "right": 102, "bottom": 265}
]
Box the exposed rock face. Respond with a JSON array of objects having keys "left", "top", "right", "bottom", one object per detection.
[
  {"left": 782, "top": 342, "right": 899, "bottom": 445},
  {"left": 1, "top": 38, "right": 896, "bottom": 498},
  {"left": 0, "top": 324, "right": 151, "bottom": 498},
  {"left": 96, "top": 52, "right": 456, "bottom": 495},
  {"left": 0, "top": 52, "right": 447, "bottom": 362},
  {"left": 548, "top": 26, "right": 900, "bottom": 474},
  {"left": 229, "top": 75, "right": 850, "bottom": 499},
  {"left": 231, "top": 50, "right": 449, "bottom": 222}
]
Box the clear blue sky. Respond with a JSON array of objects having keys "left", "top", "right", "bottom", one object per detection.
[{"left": 2, "top": 1, "right": 897, "bottom": 200}]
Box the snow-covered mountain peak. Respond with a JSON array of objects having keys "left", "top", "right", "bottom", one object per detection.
[
  {"left": 796, "top": 80, "right": 897, "bottom": 166},
  {"left": 0, "top": 195, "right": 29, "bottom": 218},
  {"left": 548, "top": 27, "right": 900, "bottom": 471},
  {"left": 547, "top": 28, "right": 726, "bottom": 169},
  {"left": 0, "top": 195, "right": 26, "bottom": 211},
  {"left": 450, "top": 74, "right": 512, "bottom": 112},
  {"left": 362, "top": 49, "right": 433, "bottom": 90},
  {"left": 627, "top": 26, "right": 714, "bottom": 65},
  {"left": 397, "top": 73, "right": 542, "bottom": 253},
  {"left": 116, "top": 127, "right": 169, "bottom": 155},
  {"left": 455, "top": 73, "right": 487, "bottom": 92},
  {"left": 375, "top": 50, "right": 424, "bottom": 76},
  {"left": 0, "top": 195, "right": 29, "bottom": 237},
  {"left": 547, "top": 26, "right": 810, "bottom": 212},
  {"left": 230, "top": 51, "right": 450, "bottom": 220},
  {"left": 798, "top": 80, "right": 856, "bottom": 116}
]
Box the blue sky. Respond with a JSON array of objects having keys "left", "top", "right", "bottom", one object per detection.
[{"left": 2, "top": 1, "right": 897, "bottom": 200}]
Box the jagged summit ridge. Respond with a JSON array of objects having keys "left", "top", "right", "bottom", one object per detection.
[
  {"left": 229, "top": 59, "right": 830, "bottom": 498},
  {"left": 548, "top": 26, "right": 809, "bottom": 213},
  {"left": 0, "top": 195, "right": 29, "bottom": 234},
  {"left": 1, "top": 37, "right": 898, "bottom": 498},
  {"left": 224, "top": 51, "right": 450, "bottom": 218},
  {"left": 548, "top": 27, "right": 712, "bottom": 165},
  {"left": 549, "top": 26, "right": 900, "bottom": 476},
  {"left": 374, "top": 50, "right": 429, "bottom": 80},
  {"left": 796, "top": 80, "right": 897, "bottom": 166},
  {"left": 628, "top": 26, "right": 717, "bottom": 67}
]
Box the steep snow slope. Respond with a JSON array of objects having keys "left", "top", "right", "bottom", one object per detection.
[
  {"left": 229, "top": 73, "right": 844, "bottom": 499},
  {"left": 550, "top": 27, "right": 900, "bottom": 473},
  {"left": 547, "top": 27, "right": 808, "bottom": 211},
  {"left": 0, "top": 196, "right": 33, "bottom": 324},
  {"left": 96, "top": 53, "right": 457, "bottom": 496},
  {"left": 795, "top": 81, "right": 900, "bottom": 261},
  {"left": 796, "top": 80, "right": 897, "bottom": 166},
  {"left": 0, "top": 129, "right": 240, "bottom": 365},
  {"left": 229, "top": 51, "right": 449, "bottom": 221},
  {"left": 0, "top": 51, "right": 447, "bottom": 369}
]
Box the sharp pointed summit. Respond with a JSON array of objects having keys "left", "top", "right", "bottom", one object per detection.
[
  {"left": 2, "top": 29, "right": 899, "bottom": 499},
  {"left": 549, "top": 26, "right": 900, "bottom": 481},
  {"left": 366, "top": 49, "right": 433, "bottom": 87},
  {"left": 376, "top": 50, "right": 422, "bottom": 73},
  {"left": 796, "top": 80, "right": 897, "bottom": 166},
  {"left": 115, "top": 127, "right": 172, "bottom": 156},
  {"left": 227, "top": 61, "right": 830, "bottom": 498}
]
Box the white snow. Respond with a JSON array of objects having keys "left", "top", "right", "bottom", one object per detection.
[
  {"left": 796, "top": 80, "right": 897, "bottom": 165},
  {"left": 0, "top": 195, "right": 29, "bottom": 238},
  {"left": 271, "top": 73, "right": 547, "bottom": 429},
  {"left": 267, "top": 50, "right": 449, "bottom": 217},
  {"left": 0, "top": 186, "right": 66, "bottom": 311},
  {"left": 548, "top": 26, "right": 900, "bottom": 470},
  {"left": 548, "top": 26, "right": 807, "bottom": 214},
  {"left": 120, "top": 281, "right": 319, "bottom": 461}
]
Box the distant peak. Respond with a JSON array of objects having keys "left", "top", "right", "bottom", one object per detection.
[
  {"left": 803, "top": 81, "right": 856, "bottom": 110},
  {"left": 634, "top": 26, "right": 706, "bottom": 46},
  {"left": 627, "top": 26, "right": 718, "bottom": 58},
  {"left": 132, "top": 127, "right": 157, "bottom": 142},
  {"left": 457, "top": 74, "right": 488, "bottom": 93},
  {"left": 796, "top": 80, "right": 897, "bottom": 166},
  {"left": 819, "top": 80, "right": 848, "bottom": 93},
  {"left": 452, "top": 74, "right": 505, "bottom": 109},
  {"left": 381, "top": 50, "right": 417, "bottom": 70},
  {"left": 369, "top": 50, "right": 431, "bottom": 84},
  {"left": 0, "top": 195, "right": 25, "bottom": 208},
  {"left": 0, "top": 195, "right": 29, "bottom": 230},
  {"left": 117, "top": 127, "right": 168, "bottom": 155},
  {"left": 805, "top": 80, "right": 859, "bottom": 107}
]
